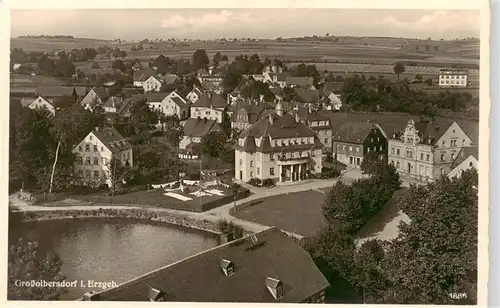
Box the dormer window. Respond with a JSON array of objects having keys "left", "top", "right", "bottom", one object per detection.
[
  {"left": 148, "top": 286, "right": 166, "bottom": 302},
  {"left": 265, "top": 277, "right": 284, "bottom": 300},
  {"left": 220, "top": 259, "right": 235, "bottom": 276}
]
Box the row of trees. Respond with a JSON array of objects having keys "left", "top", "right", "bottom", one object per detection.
[
  {"left": 304, "top": 155, "right": 478, "bottom": 304},
  {"left": 340, "top": 74, "right": 476, "bottom": 117}
]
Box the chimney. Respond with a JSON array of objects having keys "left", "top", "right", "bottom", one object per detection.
[
  {"left": 392, "top": 133, "right": 396, "bottom": 139},
  {"left": 220, "top": 259, "right": 235, "bottom": 276},
  {"left": 83, "top": 291, "right": 100, "bottom": 301},
  {"left": 269, "top": 114, "right": 274, "bottom": 125},
  {"left": 192, "top": 84, "right": 196, "bottom": 91},
  {"left": 295, "top": 112, "right": 300, "bottom": 123},
  {"left": 148, "top": 286, "right": 166, "bottom": 302}
]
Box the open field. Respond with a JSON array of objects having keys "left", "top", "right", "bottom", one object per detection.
[{"left": 11, "top": 37, "right": 479, "bottom": 68}]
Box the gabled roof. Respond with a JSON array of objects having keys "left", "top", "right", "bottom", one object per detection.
[
  {"left": 240, "top": 112, "right": 318, "bottom": 140},
  {"left": 91, "top": 127, "right": 132, "bottom": 152},
  {"left": 191, "top": 93, "right": 226, "bottom": 109},
  {"left": 171, "top": 96, "right": 187, "bottom": 108},
  {"left": 183, "top": 118, "right": 221, "bottom": 138},
  {"left": 286, "top": 77, "right": 314, "bottom": 88},
  {"left": 88, "top": 227, "right": 329, "bottom": 302},
  {"left": 145, "top": 92, "right": 169, "bottom": 103},
  {"left": 188, "top": 87, "right": 203, "bottom": 97},
  {"left": 92, "top": 88, "right": 110, "bottom": 101},
  {"left": 103, "top": 96, "right": 133, "bottom": 116},
  {"left": 231, "top": 101, "right": 274, "bottom": 124},
  {"left": 333, "top": 121, "right": 379, "bottom": 144},
  {"left": 294, "top": 88, "right": 320, "bottom": 103},
  {"left": 134, "top": 69, "right": 161, "bottom": 82},
  {"left": 450, "top": 146, "right": 479, "bottom": 169}
]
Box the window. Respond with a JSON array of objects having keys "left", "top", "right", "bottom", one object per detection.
[
  {"left": 469, "top": 162, "right": 474, "bottom": 167},
  {"left": 78, "top": 145, "right": 82, "bottom": 152},
  {"left": 324, "top": 138, "right": 328, "bottom": 144},
  {"left": 270, "top": 154, "right": 274, "bottom": 161},
  {"left": 391, "top": 147, "right": 395, "bottom": 155},
  {"left": 451, "top": 153, "right": 455, "bottom": 160},
  {"left": 377, "top": 137, "right": 380, "bottom": 142},
  {"left": 349, "top": 146, "right": 353, "bottom": 151},
  {"left": 257, "top": 167, "right": 260, "bottom": 175},
  {"left": 102, "top": 157, "right": 108, "bottom": 165},
  {"left": 76, "top": 156, "right": 83, "bottom": 165},
  {"left": 349, "top": 157, "right": 353, "bottom": 164},
  {"left": 396, "top": 149, "right": 400, "bottom": 156},
  {"left": 94, "top": 171, "right": 99, "bottom": 178},
  {"left": 379, "top": 146, "right": 382, "bottom": 151},
  {"left": 299, "top": 151, "right": 302, "bottom": 157},
  {"left": 101, "top": 146, "right": 104, "bottom": 152},
  {"left": 396, "top": 161, "right": 400, "bottom": 169},
  {"left": 270, "top": 167, "right": 275, "bottom": 176},
  {"left": 451, "top": 140, "right": 457, "bottom": 146},
  {"left": 89, "top": 135, "right": 93, "bottom": 141},
  {"left": 367, "top": 147, "right": 371, "bottom": 152},
  {"left": 85, "top": 144, "right": 90, "bottom": 152},
  {"left": 250, "top": 161, "right": 254, "bottom": 167},
  {"left": 85, "top": 170, "right": 91, "bottom": 178},
  {"left": 85, "top": 157, "right": 91, "bottom": 165},
  {"left": 206, "top": 110, "right": 210, "bottom": 115},
  {"left": 93, "top": 157, "right": 99, "bottom": 165},
  {"left": 239, "top": 159, "right": 242, "bottom": 166},
  {"left": 442, "top": 140, "right": 446, "bottom": 146},
  {"left": 420, "top": 153, "right": 424, "bottom": 160},
  {"left": 342, "top": 145, "right": 346, "bottom": 150},
  {"left": 93, "top": 145, "right": 98, "bottom": 152},
  {"left": 250, "top": 172, "right": 254, "bottom": 177},
  {"left": 441, "top": 154, "right": 445, "bottom": 161},
  {"left": 426, "top": 154, "right": 430, "bottom": 161},
  {"left": 356, "top": 147, "right": 360, "bottom": 153}
]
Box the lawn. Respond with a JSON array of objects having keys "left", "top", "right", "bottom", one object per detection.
[
  {"left": 233, "top": 190, "right": 327, "bottom": 237},
  {"left": 75, "top": 185, "right": 241, "bottom": 212}
]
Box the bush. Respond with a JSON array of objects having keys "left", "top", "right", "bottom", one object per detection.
[
  {"left": 320, "top": 169, "right": 341, "bottom": 179},
  {"left": 247, "top": 178, "right": 262, "bottom": 187},
  {"left": 262, "top": 178, "right": 275, "bottom": 187}
]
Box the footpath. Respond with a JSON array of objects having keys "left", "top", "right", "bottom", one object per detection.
[{"left": 10, "top": 170, "right": 364, "bottom": 238}]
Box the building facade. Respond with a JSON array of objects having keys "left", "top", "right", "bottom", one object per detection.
[
  {"left": 186, "top": 86, "right": 203, "bottom": 104},
  {"left": 448, "top": 146, "right": 478, "bottom": 179},
  {"left": 73, "top": 127, "right": 133, "bottom": 187},
  {"left": 438, "top": 68, "right": 468, "bottom": 88},
  {"left": 27, "top": 95, "right": 55, "bottom": 116},
  {"left": 80, "top": 88, "right": 110, "bottom": 110},
  {"left": 178, "top": 118, "right": 222, "bottom": 159},
  {"left": 234, "top": 103, "right": 323, "bottom": 184},
  {"left": 231, "top": 101, "right": 274, "bottom": 131},
  {"left": 332, "top": 121, "right": 387, "bottom": 168},
  {"left": 388, "top": 119, "right": 475, "bottom": 181}
]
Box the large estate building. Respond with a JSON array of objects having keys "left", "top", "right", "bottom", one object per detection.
[
  {"left": 234, "top": 101, "right": 323, "bottom": 183},
  {"left": 388, "top": 118, "right": 477, "bottom": 181},
  {"left": 83, "top": 227, "right": 329, "bottom": 303}
]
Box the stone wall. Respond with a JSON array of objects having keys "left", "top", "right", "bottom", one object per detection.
[{"left": 22, "top": 208, "right": 221, "bottom": 234}]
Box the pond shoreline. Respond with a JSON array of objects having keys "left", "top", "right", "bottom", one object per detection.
[{"left": 19, "top": 208, "right": 223, "bottom": 236}]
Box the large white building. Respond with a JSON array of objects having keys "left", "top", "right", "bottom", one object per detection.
[
  {"left": 73, "top": 127, "right": 133, "bottom": 187},
  {"left": 438, "top": 68, "right": 468, "bottom": 88},
  {"left": 234, "top": 102, "right": 323, "bottom": 184}
]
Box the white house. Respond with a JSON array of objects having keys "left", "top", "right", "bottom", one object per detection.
[
  {"left": 448, "top": 146, "right": 478, "bottom": 179},
  {"left": 190, "top": 92, "right": 227, "bottom": 123},
  {"left": 186, "top": 86, "right": 203, "bottom": 104},
  {"left": 133, "top": 69, "right": 163, "bottom": 92},
  {"left": 73, "top": 127, "right": 133, "bottom": 187},
  {"left": 438, "top": 68, "right": 468, "bottom": 88},
  {"left": 327, "top": 92, "right": 343, "bottom": 111},
  {"left": 80, "top": 88, "right": 110, "bottom": 110},
  {"left": 142, "top": 76, "right": 162, "bottom": 92},
  {"left": 26, "top": 96, "right": 55, "bottom": 116},
  {"left": 145, "top": 91, "right": 189, "bottom": 120}
]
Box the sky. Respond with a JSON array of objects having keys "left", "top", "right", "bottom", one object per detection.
[{"left": 10, "top": 9, "right": 480, "bottom": 41}]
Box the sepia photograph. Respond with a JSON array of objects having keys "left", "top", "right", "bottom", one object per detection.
[{"left": 4, "top": 1, "right": 488, "bottom": 305}]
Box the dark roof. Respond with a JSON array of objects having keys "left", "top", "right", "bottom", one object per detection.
[
  {"left": 145, "top": 92, "right": 169, "bottom": 102},
  {"left": 92, "top": 127, "right": 132, "bottom": 152},
  {"left": 333, "top": 121, "right": 379, "bottom": 144},
  {"left": 103, "top": 96, "right": 133, "bottom": 116},
  {"left": 294, "top": 88, "right": 320, "bottom": 103},
  {"left": 171, "top": 96, "right": 187, "bottom": 108},
  {"left": 269, "top": 87, "right": 283, "bottom": 97},
  {"left": 191, "top": 93, "right": 226, "bottom": 109},
  {"left": 162, "top": 74, "right": 179, "bottom": 84},
  {"left": 231, "top": 101, "right": 275, "bottom": 124},
  {"left": 183, "top": 118, "right": 222, "bottom": 137},
  {"left": 286, "top": 77, "right": 314, "bottom": 88},
  {"left": 240, "top": 112, "right": 317, "bottom": 140},
  {"left": 188, "top": 87, "right": 203, "bottom": 97},
  {"left": 451, "top": 146, "right": 479, "bottom": 169},
  {"left": 134, "top": 69, "right": 160, "bottom": 82},
  {"left": 322, "top": 82, "right": 343, "bottom": 94},
  {"left": 92, "top": 227, "right": 329, "bottom": 302},
  {"left": 92, "top": 88, "right": 110, "bottom": 101},
  {"left": 277, "top": 72, "right": 291, "bottom": 82}
]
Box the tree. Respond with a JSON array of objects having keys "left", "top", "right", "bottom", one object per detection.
[
  {"left": 8, "top": 238, "right": 67, "bottom": 300},
  {"left": 112, "top": 59, "right": 126, "bottom": 71},
  {"left": 379, "top": 170, "right": 478, "bottom": 304},
  {"left": 108, "top": 157, "right": 131, "bottom": 194},
  {"left": 55, "top": 54, "right": 75, "bottom": 78},
  {"left": 213, "top": 51, "right": 222, "bottom": 66},
  {"left": 415, "top": 74, "right": 424, "bottom": 83},
  {"left": 192, "top": 49, "right": 209, "bottom": 70},
  {"left": 38, "top": 55, "right": 57, "bottom": 76},
  {"left": 425, "top": 78, "right": 433, "bottom": 86},
  {"left": 200, "top": 131, "right": 227, "bottom": 158},
  {"left": 128, "top": 98, "right": 156, "bottom": 143},
  {"left": 162, "top": 115, "right": 183, "bottom": 147},
  {"left": 221, "top": 110, "right": 232, "bottom": 138},
  {"left": 221, "top": 55, "right": 229, "bottom": 61},
  {"left": 393, "top": 63, "right": 405, "bottom": 80}
]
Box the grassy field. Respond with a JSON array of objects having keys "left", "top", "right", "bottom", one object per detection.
[
  {"left": 233, "top": 190, "right": 327, "bottom": 237},
  {"left": 11, "top": 37, "right": 479, "bottom": 67}
]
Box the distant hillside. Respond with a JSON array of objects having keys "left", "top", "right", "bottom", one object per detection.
[
  {"left": 17, "top": 35, "right": 75, "bottom": 39},
  {"left": 10, "top": 37, "right": 117, "bottom": 52}
]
